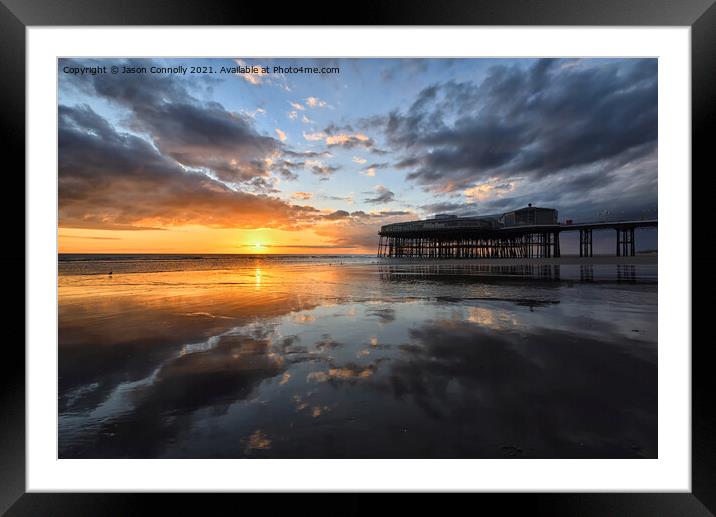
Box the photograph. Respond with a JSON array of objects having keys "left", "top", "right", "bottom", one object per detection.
[{"left": 57, "top": 57, "right": 659, "bottom": 460}]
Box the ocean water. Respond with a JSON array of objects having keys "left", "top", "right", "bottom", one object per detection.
[{"left": 58, "top": 254, "right": 658, "bottom": 458}]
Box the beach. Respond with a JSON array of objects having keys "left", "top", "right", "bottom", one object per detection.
[{"left": 58, "top": 254, "right": 657, "bottom": 458}]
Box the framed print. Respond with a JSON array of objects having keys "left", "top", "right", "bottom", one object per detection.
[{"left": 3, "top": 0, "right": 712, "bottom": 513}]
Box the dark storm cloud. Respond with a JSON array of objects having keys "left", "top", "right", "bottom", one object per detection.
[
  {"left": 376, "top": 59, "right": 657, "bottom": 194},
  {"left": 468, "top": 151, "right": 658, "bottom": 222},
  {"left": 61, "top": 58, "right": 282, "bottom": 185},
  {"left": 420, "top": 202, "right": 484, "bottom": 217},
  {"left": 134, "top": 101, "right": 279, "bottom": 183},
  {"left": 58, "top": 104, "right": 322, "bottom": 230}
]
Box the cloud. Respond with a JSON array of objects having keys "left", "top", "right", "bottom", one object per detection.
[
  {"left": 420, "top": 201, "right": 482, "bottom": 218},
  {"left": 361, "top": 162, "right": 389, "bottom": 177},
  {"left": 318, "top": 193, "right": 353, "bottom": 204},
  {"left": 274, "top": 167, "right": 299, "bottom": 181},
  {"left": 275, "top": 128, "right": 287, "bottom": 142},
  {"left": 292, "top": 192, "right": 313, "bottom": 200},
  {"left": 373, "top": 210, "right": 410, "bottom": 217},
  {"left": 63, "top": 58, "right": 282, "bottom": 186},
  {"left": 303, "top": 124, "right": 378, "bottom": 150},
  {"left": 323, "top": 210, "right": 350, "bottom": 220},
  {"left": 234, "top": 59, "right": 268, "bottom": 85},
  {"left": 308, "top": 161, "right": 340, "bottom": 178},
  {"left": 303, "top": 131, "right": 326, "bottom": 141},
  {"left": 326, "top": 133, "right": 374, "bottom": 149},
  {"left": 236, "top": 243, "right": 360, "bottom": 249},
  {"left": 282, "top": 149, "right": 332, "bottom": 159},
  {"left": 244, "top": 107, "right": 266, "bottom": 118},
  {"left": 352, "top": 156, "right": 367, "bottom": 165},
  {"left": 58, "top": 104, "right": 323, "bottom": 230},
  {"left": 290, "top": 101, "right": 305, "bottom": 111},
  {"left": 363, "top": 185, "right": 395, "bottom": 205},
  {"left": 380, "top": 59, "right": 430, "bottom": 82},
  {"left": 305, "top": 96, "right": 328, "bottom": 108},
  {"left": 267, "top": 154, "right": 341, "bottom": 182},
  {"left": 463, "top": 178, "right": 517, "bottom": 201},
  {"left": 376, "top": 59, "right": 657, "bottom": 210},
  {"left": 312, "top": 209, "right": 414, "bottom": 249}
]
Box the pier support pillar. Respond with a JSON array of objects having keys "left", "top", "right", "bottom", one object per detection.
[
  {"left": 580, "top": 229, "right": 593, "bottom": 257},
  {"left": 616, "top": 228, "right": 636, "bottom": 257},
  {"left": 553, "top": 231, "right": 561, "bottom": 258},
  {"left": 629, "top": 228, "right": 636, "bottom": 257}
]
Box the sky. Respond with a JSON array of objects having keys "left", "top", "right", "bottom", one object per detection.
[{"left": 58, "top": 58, "right": 658, "bottom": 254}]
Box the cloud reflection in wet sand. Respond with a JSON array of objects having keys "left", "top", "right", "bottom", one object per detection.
[{"left": 59, "top": 262, "right": 657, "bottom": 458}]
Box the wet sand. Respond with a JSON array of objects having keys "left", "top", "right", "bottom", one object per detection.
[{"left": 58, "top": 255, "right": 657, "bottom": 459}]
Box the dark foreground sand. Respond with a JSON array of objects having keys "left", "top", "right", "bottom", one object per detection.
[{"left": 373, "top": 254, "right": 657, "bottom": 267}]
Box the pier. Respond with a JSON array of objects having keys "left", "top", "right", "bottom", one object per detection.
[{"left": 377, "top": 205, "right": 657, "bottom": 259}]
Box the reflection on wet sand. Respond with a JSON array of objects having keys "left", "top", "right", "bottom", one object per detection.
[
  {"left": 59, "top": 260, "right": 657, "bottom": 458},
  {"left": 379, "top": 263, "right": 563, "bottom": 281}
]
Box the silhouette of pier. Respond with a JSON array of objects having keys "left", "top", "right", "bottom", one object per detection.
[{"left": 377, "top": 205, "right": 657, "bottom": 259}]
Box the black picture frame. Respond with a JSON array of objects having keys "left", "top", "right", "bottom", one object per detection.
[{"left": 2, "top": 0, "right": 711, "bottom": 513}]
